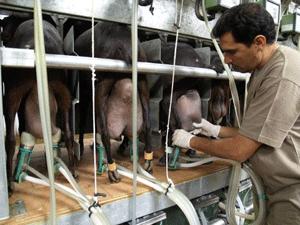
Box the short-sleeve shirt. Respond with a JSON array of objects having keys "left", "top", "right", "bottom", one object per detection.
[{"left": 239, "top": 45, "right": 300, "bottom": 211}]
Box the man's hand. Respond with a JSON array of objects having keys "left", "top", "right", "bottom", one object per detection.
[
  {"left": 172, "top": 129, "right": 195, "bottom": 149},
  {"left": 191, "top": 119, "right": 221, "bottom": 138}
]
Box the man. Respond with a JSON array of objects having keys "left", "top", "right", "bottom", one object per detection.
[{"left": 172, "top": 3, "right": 300, "bottom": 225}]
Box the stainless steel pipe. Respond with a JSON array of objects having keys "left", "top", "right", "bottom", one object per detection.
[{"left": 0, "top": 47, "right": 249, "bottom": 80}]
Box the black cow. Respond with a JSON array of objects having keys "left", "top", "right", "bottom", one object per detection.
[
  {"left": 159, "top": 43, "right": 205, "bottom": 145},
  {"left": 75, "top": 21, "right": 152, "bottom": 183},
  {"left": 156, "top": 43, "right": 229, "bottom": 163}
]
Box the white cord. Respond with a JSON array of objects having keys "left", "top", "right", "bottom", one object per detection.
[
  {"left": 200, "top": 1, "right": 241, "bottom": 126},
  {"left": 90, "top": 0, "right": 98, "bottom": 201},
  {"left": 164, "top": 0, "right": 184, "bottom": 185}
]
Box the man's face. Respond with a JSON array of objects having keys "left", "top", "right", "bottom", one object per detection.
[{"left": 219, "top": 32, "right": 261, "bottom": 73}]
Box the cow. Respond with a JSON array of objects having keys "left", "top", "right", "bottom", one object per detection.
[
  {"left": 156, "top": 42, "right": 229, "bottom": 164},
  {"left": 74, "top": 21, "right": 152, "bottom": 183},
  {"left": 208, "top": 54, "right": 231, "bottom": 126},
  {"left": 158, "top": 43, "right": 204, "bottom": 158},
  {"left": 2, "top": 19, "right": 77, "bottom": 194}
]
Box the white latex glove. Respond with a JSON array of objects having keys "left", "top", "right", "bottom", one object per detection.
[
  {"left": 191, "top": 119, "right": 221, "bottom": 138},
  {"left": 172, "top": 129, "right": 195, "bottom": 149}
]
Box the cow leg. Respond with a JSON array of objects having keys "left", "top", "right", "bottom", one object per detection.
[
  {"left": 137, "top": 77, "right": 153, "bottom": 173},
  {"left": 50, "top": 81, "right": 77, "bottom": 178},
  {"left": 4, "top": 110, "right": 17, "bottom": 194},
  {"left": 95, "top": 78, "right": 121, "bottom": 183},
  {"left": 62, "top": 109, "right": 77, "bottom": 177},
  {"left": 158, "top": 91, "right": 181, "bottom": 167},
  {"left": 4, "top": 87, "right": 26, "bottom": 194},
  {"left": 78, "top": 73, "right": 91, "bottom": 156}
]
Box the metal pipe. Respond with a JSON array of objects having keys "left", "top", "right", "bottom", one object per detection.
[
  {"left": 0, "top": 47, "right": 9, "bottom": 221},
  {"left": 131, "top": 0, "right": 138, "bottom": 224},
  {"left": 298, "top": 34, "right": 300, "bottom": 51},
  {"left": 0, "top": 47, "right": 249, "bottom": 80}
]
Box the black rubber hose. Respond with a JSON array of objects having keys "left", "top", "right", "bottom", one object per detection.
[
  {"left": 139, "top": 0, "right": 153, "bottom": 6},
  {"left": 195, "top": 0, "right": 215, "bottom": 21}
]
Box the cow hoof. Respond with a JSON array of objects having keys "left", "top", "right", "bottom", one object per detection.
[
  {"left": 73, "top": 170, "right": 79, "bottom": 180},
  {"left": 8, "top": 182, "right": 15, "bottom": 196},
  {"left": 157, "top": 155, "right": 166, "bottom": 166},
  {"left": 185, "top": 149, "right": 197, "bottom": 158},
  {"left": 108, "top": 170, "right": 121, "bottom": 183},
  {"left": 144, "top": 160, "right": 153, "bottom": 174}
]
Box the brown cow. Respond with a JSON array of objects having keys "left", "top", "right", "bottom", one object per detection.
[{"left": 3, "top": 19, "right": 77, "bottom": 194}]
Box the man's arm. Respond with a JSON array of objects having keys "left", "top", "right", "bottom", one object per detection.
[
  {"left": 172, "top": 129, "right": 261, "bottom": 162},
  {"left": 218, "top": 126, "right": 239, "bottom": 138},
  {"left": 189, "top": 133, "right": 261, "bottom": 162}
]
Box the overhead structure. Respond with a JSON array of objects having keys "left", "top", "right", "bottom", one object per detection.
[
  {"left": 281, "top": 5, "right": 300, "bottom": 33},
  {"left": 256, "top": 0, "right": 282, "bottom": 24}
]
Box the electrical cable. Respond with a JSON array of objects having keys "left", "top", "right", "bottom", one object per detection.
[{"left": 164, "top": 0, "right": 184, "bottom": 188}]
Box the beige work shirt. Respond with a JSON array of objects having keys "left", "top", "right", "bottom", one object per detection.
[{"left": 239, "top": 45, "right": 300, "bottom": 225}]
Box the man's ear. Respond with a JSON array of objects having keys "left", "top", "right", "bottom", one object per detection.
[{"left": 253, "top": 35, "right": 266, "bottom": 49}]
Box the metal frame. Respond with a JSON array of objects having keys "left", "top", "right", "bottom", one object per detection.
[
  {"left": 0, "top": 47, "right": 249, "bottom": 80},
  {"left": 0, "top": 1, "right": 250, "bottom": 223},
  {"left": 0, "top": 47, "right": 9, "bottom": 221},
  {"left": 0, "top": 46, "right": 249, "bottom": 224},
  {"left": 0, "top": 0, "right": 219, "bottom": 40}
]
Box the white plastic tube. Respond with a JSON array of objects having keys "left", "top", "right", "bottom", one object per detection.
[
  {"left": 118, "top": 165, "right": 200, "bottom": 225},
  {"left": 56, "top": 157, "right": 86, "bottom": 197},
  {"left": 242, "top": 163, "right": 266, "bottom": 225},
  {"left": 236, "top": 194, "right": 246, "bottom": 225},
  {"left": 34, "top": 1, "right": 56, "bottom": 223},
  {"left": 169, "top": 153, "right": 265, "bottom": 225},
  {"left": 218, "top": 202, "right": 254, "bottom": 221},
  {"left": 178, "top": 157, "right": 219, "bottom": 168},
  {"left": 25, "top": 164, "right": 111, "bottom": 225}
]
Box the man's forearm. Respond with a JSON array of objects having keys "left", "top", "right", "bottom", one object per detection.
[
  {"left": 218, "top": 126, "right": 239, "bottom": 138},
  {"left": 189, "top": 133, "right": 261, "bottom": 162},
  {"left": 189, "top": 136, "right": 242, "bottom": 161}
]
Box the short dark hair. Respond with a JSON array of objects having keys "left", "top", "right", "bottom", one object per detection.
[{"left": 212, "top": 3, "right": 276, "bottom": 46}]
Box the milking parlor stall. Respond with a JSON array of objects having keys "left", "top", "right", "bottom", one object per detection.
[{"left": 0, "top": 0, "right": 297, "bottom": 224}]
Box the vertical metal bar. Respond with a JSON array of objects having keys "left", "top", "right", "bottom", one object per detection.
[
  {"left": 131, "top": 0, "right": 138, "bottom": 224},
  {"left": 0, "top": 51, "right": 10, "bottom": 221}
]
